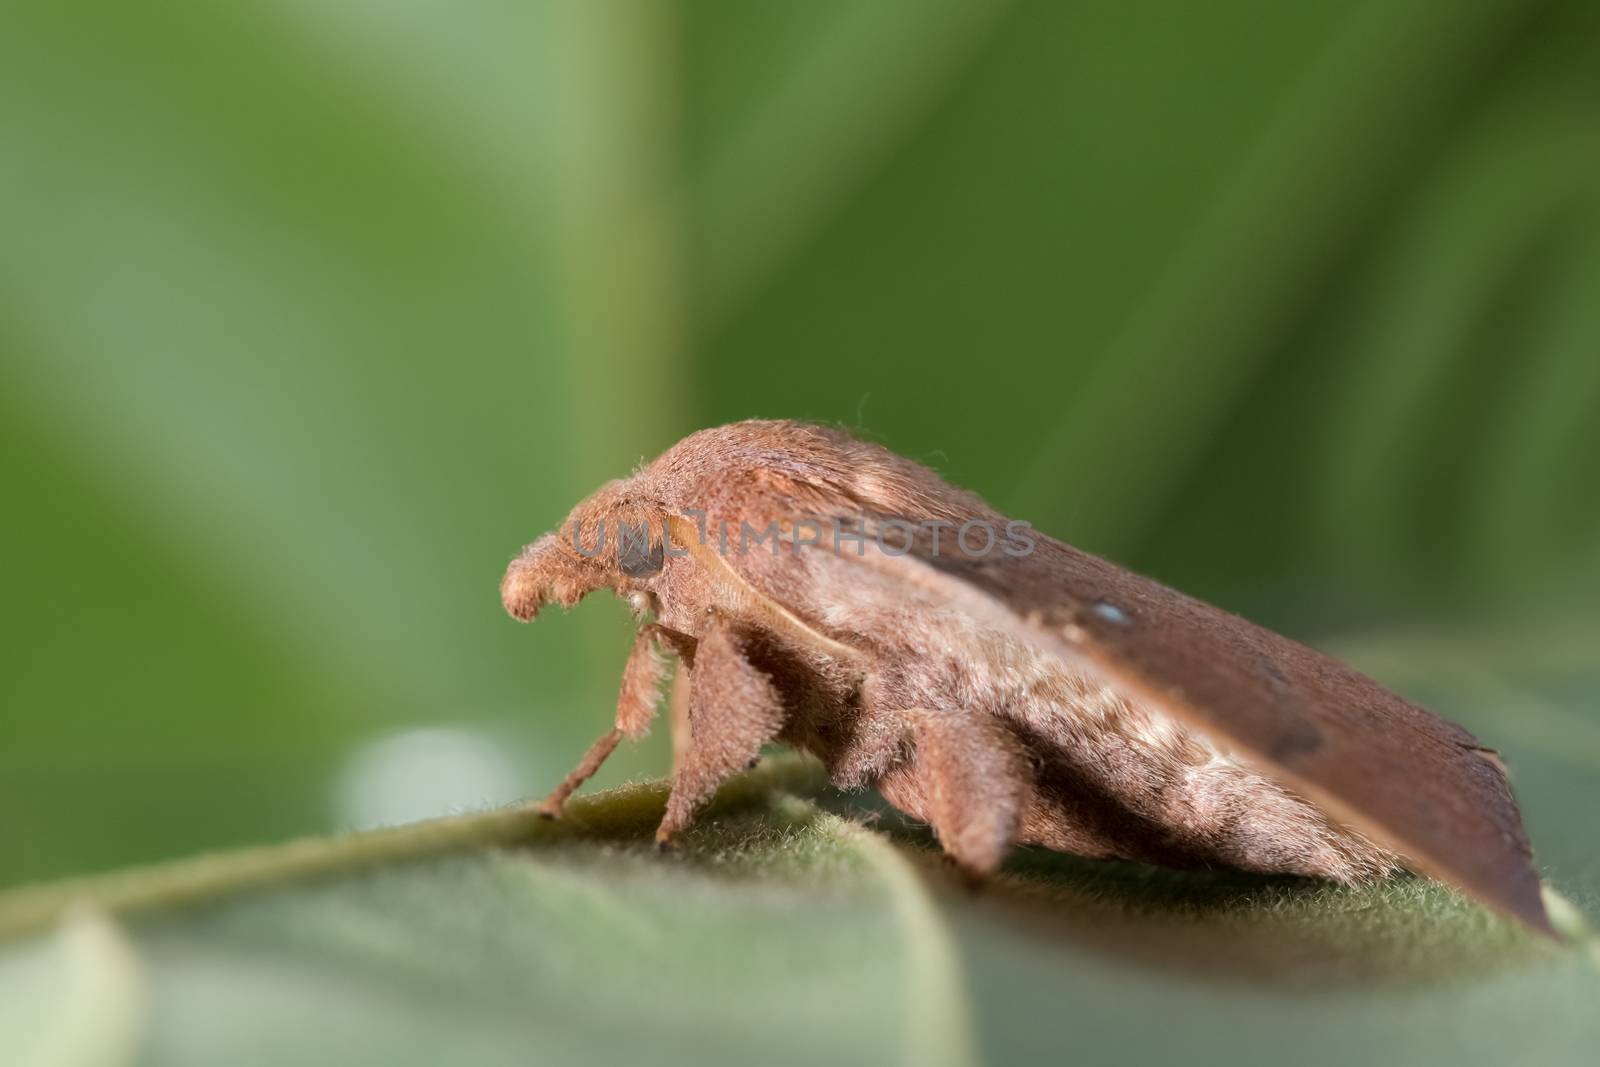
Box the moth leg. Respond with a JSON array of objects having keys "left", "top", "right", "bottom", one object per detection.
[
  {"left": 888, "top": 706, "right": 1034, "bottom": 878},
  {"left": 667, "top": 655, "right": 692, "bottom": 776},
  {"left": 536, "top": 624, "right": 672, "bottom": 818},
  {"left": 655, "top": 621, "right": 785, "bottom": 847}
]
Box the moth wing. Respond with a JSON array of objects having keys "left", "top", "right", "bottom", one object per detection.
[
  {"left": 837, "top": 531, "right": 1551, "bottom": 935},
  {"left": 652, "top": 422, "right": 1547, "bottom": 933}
]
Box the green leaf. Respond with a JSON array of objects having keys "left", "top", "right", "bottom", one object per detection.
[
  {"left": 1, "top": 762, "right": 973, "bottom": 1067},
  {"left": 3, "top": 629, "right": 1598, "bottom": 1067}
]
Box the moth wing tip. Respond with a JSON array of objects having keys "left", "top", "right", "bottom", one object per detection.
[{"left": 1476, "top": 873, "right": 1561, "bottom": 941}]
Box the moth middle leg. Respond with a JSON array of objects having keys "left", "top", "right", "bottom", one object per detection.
[
  {"left": 536, "top": 623, "right": 680, "bottom": 818},
  {"left": 655, "top": 619, "right": 786, "bottom": 848}
]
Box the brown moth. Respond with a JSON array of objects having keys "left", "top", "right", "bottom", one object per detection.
[{"left": 501, "top": 420, "right": 1552, "bottom": 934}]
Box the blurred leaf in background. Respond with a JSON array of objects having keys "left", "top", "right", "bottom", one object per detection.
[{"left": 1, "top": 0, "right": 1596, "bottom": 917}]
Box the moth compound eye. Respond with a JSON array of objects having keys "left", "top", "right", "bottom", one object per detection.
[{"left": 618, "top": 536, "right": 665, "bottom": 578}]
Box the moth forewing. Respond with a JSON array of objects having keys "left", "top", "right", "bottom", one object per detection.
[{"left": 832, "top": 538, "right": 1554, "bottom": 937}]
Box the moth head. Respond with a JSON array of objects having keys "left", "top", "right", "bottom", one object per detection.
[{"left": 500, "top": 479, "right": 667, "bottom": 622}]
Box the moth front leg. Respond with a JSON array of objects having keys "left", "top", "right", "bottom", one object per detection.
[
  {"left": 536, "top": 624, "right": 673, "bottom": 818},
  {"left": 655, "top": 621, "right": 785, "bottom": 847}
]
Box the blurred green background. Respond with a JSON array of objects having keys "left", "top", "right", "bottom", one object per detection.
[{"left": 2, "top": 0, "right": 1597, "bottom": 891}]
